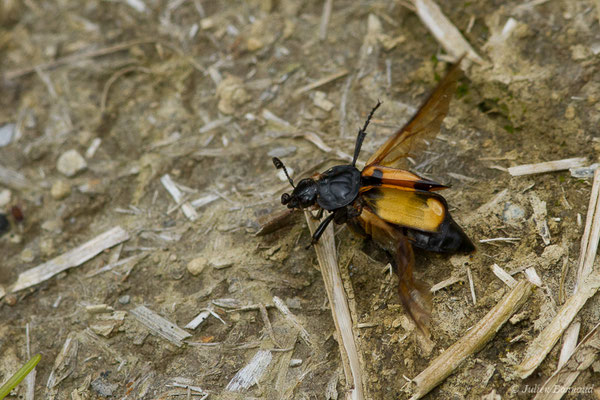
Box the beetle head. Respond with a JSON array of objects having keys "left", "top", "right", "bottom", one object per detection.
[{"left": 273, "top": 157, "right": 318, "bottom": 209}]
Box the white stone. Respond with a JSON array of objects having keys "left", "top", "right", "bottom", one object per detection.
[
  {"left": 0, "top": 189, "right": 11, "bottom": 207},
  {"left": 187, "top": 257, "right": 207, "bottom": 276},
  {"left": 57, "top": 150, "right": 87, "bottom": 177},
  {"left": 0, "top": 123, "right": 15, "bottom": 147},
  {"left": 51, "top": 180, "right": 72, "bottom": 199}
]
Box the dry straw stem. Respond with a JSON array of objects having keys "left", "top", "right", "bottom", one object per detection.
[
  {"left": 319, "top": 0, "right": 333, "bottom": 40},
  {"left": 508, "top": 157, "right": 586, "bottom": 177},
  {"left": 533, "top": 322, "right": 600, "bottom": 400},
  {"left": 576, "top": 168, "right": 600, "bottom": 287},
  {"left": 412, "top": 0, "right": 484, "bottom": 64},
  {"left": 515, "top": 275, "right": 600, "bottom": 379},
  {"left": 557, "top": 321, "right": 580, "bottom": 370},
  {"left": 9, "top": 226, "right": 129, "bottom": 294},
  {"left": 4, "top": 39, "right": 157, "bottom": 80},
  {"left": 304, "top": 211, "right": 365, "bottom": 400},
  {"left": 293, "top": 69, "right": 349, "bottom": 98},
  {"left": 129, "top": 305, "right": 192, "bottom": 347},
  {"left": 516, "top": 169, "right": 600, "bottom": 379},
  {"left": 491, "top": 263, "right": 517, "bottom": 288},
  {"left": 409, "top": 280, "right": 534, "bottom": 400},
  {"left": 160, "top": 174, "right": 199, "bottom": 221}
]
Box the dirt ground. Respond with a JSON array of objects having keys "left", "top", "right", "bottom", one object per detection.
[{"left": 1, "top": 0, "right": 600, "bottom": 399}]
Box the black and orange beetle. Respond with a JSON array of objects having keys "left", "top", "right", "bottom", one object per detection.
[{"left": 273, "top": 58, "right": 475, "bottom": 333}]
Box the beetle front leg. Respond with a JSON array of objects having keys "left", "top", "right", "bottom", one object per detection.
[{"left": 306, "top": 212, "right": 335, "bottom": 249}]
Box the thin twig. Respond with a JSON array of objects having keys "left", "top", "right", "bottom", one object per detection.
[
  {"left": 293, "top": 69, "right": 349, "bottom": 98},
  {"left": 508, "top": 157, "right": 586, "bottom": 177},
  {"left": 576, "top": 169, "right": 600, "bottom": 287},
  {"left": 409, "top": 281, "right": 534, "bottom": 399},
  {"left": 100, "top": 66, "right": 152, "bottom": 113},
  {"left": 516, "top": 169, "right": 600, "bottom": 378},
  {"left": 491, "top": 264, "right": 517, "bottom": 288},
  {"left": 515, "top": 275, "right": 600, "bottom": 378},
  {"left": 466, "top": 267, "right": 476, "bottom": 305},
  {"left": 319, "top": 0, "right": 333, "bottom": 40},
  {"left": 413, "top": 0, "right": 484, "bottom": 63},
  {"left": 479, "top": 237, "right": 520, "bottom": 243},
  {"left": 5, "top": 39, "right": 157, "bottom": 80}
]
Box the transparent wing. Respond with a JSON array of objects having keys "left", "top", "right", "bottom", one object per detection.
[{"left": 365, "top": 57, "right": 464, "bottom": 169}]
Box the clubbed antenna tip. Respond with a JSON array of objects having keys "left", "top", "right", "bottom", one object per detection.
[{"left": 272, "top": 157, "right": 295, "bottom": 188}]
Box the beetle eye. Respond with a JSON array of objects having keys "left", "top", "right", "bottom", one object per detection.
[{"left": 281, "top": 193, "right": 291, "bottom": 205}]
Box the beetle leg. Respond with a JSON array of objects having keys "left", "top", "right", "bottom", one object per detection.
[{"left": 306, "top": 212, "right": 335, "bottom": 249}]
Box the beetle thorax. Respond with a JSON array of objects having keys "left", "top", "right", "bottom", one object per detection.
[{"left": 316, "top": 165, "right": 361, "bottom": 210}]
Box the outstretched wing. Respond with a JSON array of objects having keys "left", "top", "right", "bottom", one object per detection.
[
  {"left": 365, "top": 57, "right": 464, "bottom": 169},
  {"left": 348, "top": 207, "right": 431, "bottom": 336}
]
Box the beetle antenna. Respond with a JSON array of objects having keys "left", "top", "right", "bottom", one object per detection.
[
  {"left": 352, "top": 100, "right": 382, "bottom": 167},
  {"left": 272, "top": 157, "right": 295, "bottom": 188}
]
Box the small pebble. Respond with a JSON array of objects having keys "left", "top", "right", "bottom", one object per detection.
[
  {"left": 564, "top": 105, "right": 576, "bottom": 120},
  {"left": 91, "top": 377, "right": 118, "bottom": 397},
  {"left": 570, "top": 44, "right": 590, "bottom": 60},
  {"left": 0, "top": 123, "right": 15, "bottom": 147},
  {"left": 216, "top": 76, "right": 251, "bottom": 115},
  {"left": 187, "top": 257, "right": 207, "bottom": 275},
  {"left": 247, "top": 37, "right": 263, "bottom": 51},
  {"left": 20, "top": 248, "right": 35, "bottom": 263},
  {"left": 40, "top": 238, "right": 55, "bottom": 256},
  {"left": 502, "top": 202, "right": 526, "bottom": 223},
  {"left": 118, "top": 295, "right": 131, "bottom": 305},
  {"left": 51, "top": 180, "right": 72, "bottom": 199},
  {"left": 212, "top": 256, "right": 234, "bottom": 269},
  {"left": 4, "top": 294, "right": 17, "bottom": 306},
  {"left": 313, "top": 91, "right": 334, "bottom": 112},
  {"left": 200, "top": 17, "right": 214, "bottom": 30},
  {"left": 41, "top": 218, "right": 63, "bottom": 232},
  {"left": 0, "top": 189, "right": 11, "bottom": 207},
  {"left": 57, "top": 149, "right": 87, "bottom": 177},
  {"left": 289, "top": 359, "right": 303, "bottom": 367}
]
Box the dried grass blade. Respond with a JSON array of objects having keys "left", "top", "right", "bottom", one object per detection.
[
  {"left": 410, "top": 280, "right": 534, "bottom": 400},
  {"left": 304, "top": 211, "right": 365, "bottom": 400},
  {"left": 413, "top": 0, "right": 484, "bottom": 63},
  {"left": 129, "top": 305, "right": 192, "bottom": 347},
  {"left": 508, "top": 157, "right": 586, "bottom": 177},
  {"left": 11, "top": 226, "right": 129, "bottom": 293}
]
